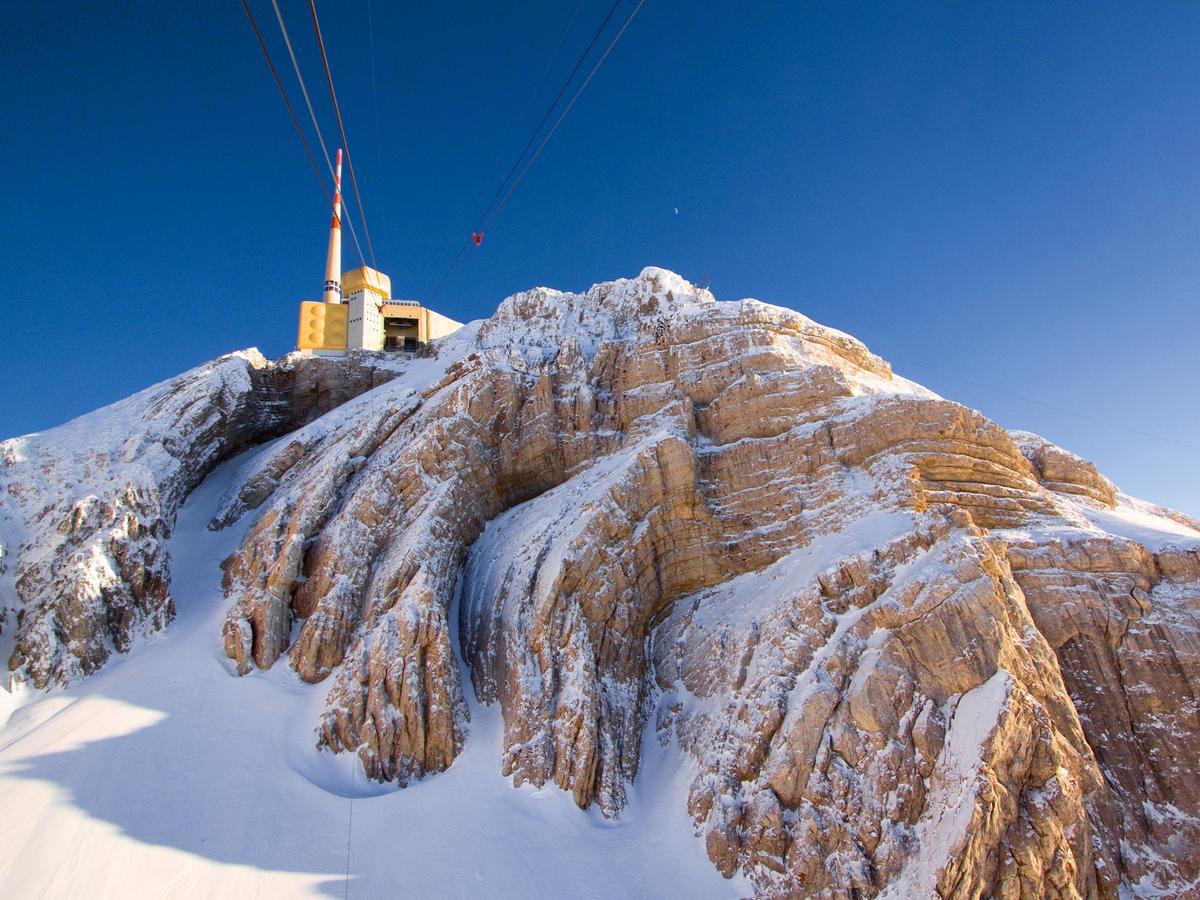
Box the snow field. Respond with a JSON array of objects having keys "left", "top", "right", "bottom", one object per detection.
[{"left": 0, "top": 444, "right": 742, "bottom": 898}]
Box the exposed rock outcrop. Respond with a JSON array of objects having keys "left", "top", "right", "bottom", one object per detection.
[
  {"left": 1004, "top": 531, "right": 1200, "bottom": 893},
  {"left": 1012, "top": 430, "right": 1117, "bottom": 506},
  {"left": 0, "top": 350, "right": 404, "bottom": 687},
  {"left": 211, "top": 268, "right": 1200, "bottom": 896},
  {"left": 4, "top": 268, "right": 1198, "bottom": 897},
  {"left": 653, "top": 511, "right": 1117, "bottom": 897}
]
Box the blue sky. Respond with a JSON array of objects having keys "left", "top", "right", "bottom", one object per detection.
[{"left": 1, "top": 1, "right": 1197, "bottom": 515}]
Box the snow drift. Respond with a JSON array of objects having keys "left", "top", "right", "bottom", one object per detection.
[{"left": 2, "top": 267, "right": 1198, "bottom": 898}]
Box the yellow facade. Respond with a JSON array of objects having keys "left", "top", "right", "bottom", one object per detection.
[
  {"left": 342, "top": 266, "right": 392, "bottom": 300},
  {"left": 296, "top": 267, "right": 461, "bottom": 352},
  {"left": 297, "top": 300, "right": 349, "bottom": 350}
]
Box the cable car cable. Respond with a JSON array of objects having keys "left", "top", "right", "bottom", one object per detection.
[
  {"left": 242, "top": 0, "right": 362, "bottom": 267},
  {"left": 473, "top": 0, "right": 623, "bottom": 237},
  {"left": 365, "top": 0, "right": 389, "bottom": 253},
  {"left": 268, "top": 0, "right": 367, "bottom": 267},
  {"left": 482, "top": 0, "right": 646, "bottom": 231},
  {"left": 430, "top": 0, "right": 635, "bottom": 301},
  {"left": 513, "top": 0, "right": 588, "bottom": 127},
  {"left": 240, "top": 0, "right": 327, "bottom": 201},
  {"left": 308, "top": 0, "right": 379, "bottom": 271}
]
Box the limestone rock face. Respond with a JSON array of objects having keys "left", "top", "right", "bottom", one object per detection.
[
  {"left": 5, "top": 267, "right": 1198, "bottom": 897},
  {"left": 0, "top": 350, "right": 403, "bottom": 687},
  {"left": 1004, "top": 532, "right": 1200, "bottom": 892},
  {"left": 654, "top": 514, "right": 1114, "bottom": 897},
  {"left": 1012, "top": 430, "right": 1117, "bottom": 506},
  {"left": 211, "top": 268, "right": 1200, "bottom": 896}
]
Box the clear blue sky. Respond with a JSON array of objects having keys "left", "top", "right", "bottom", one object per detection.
[{"left": 2, "top": 1, "right": 1197, "bottom": 515}]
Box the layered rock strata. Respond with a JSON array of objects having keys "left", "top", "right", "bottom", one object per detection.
[
  {"left": 0, "top": 350, "right": 403, "bottom": 686},
  {"left": 213, "top": 269, "right": 1200, "bottom": 896},
  {"left": 5, "top": 268, "right": 1198, "bottom": 897},
  {"left": 216, "top": 270, "right": 1200, "bottom": 896}
]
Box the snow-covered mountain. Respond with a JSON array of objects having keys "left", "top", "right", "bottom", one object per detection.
[{"left": 1, "top": 268, "right": 1197, "bottom": 898}]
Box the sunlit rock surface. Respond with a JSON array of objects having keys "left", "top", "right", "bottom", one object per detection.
[{"left": 3, "top": 268, "right": 1197, "bottom": 897}]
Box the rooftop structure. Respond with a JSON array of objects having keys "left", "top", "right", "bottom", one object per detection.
[{"left": 296, "top": 149, "right": 462, "bottom": 354}]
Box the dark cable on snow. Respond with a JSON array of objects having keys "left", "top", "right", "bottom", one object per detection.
[{"left": 343, "top": 767, "right": 354, "bottom": 900}]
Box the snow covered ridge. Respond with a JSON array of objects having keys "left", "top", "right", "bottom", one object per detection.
[
  {"left": 477, "top": 266, "right": 901, "bottom": 382},
  {"left": 2, "top": 267, "right": 1200, "bottom": 897},
  {"left": 479, "top": 266, "right": 721, "bottom": 357},
  {"left": 0, "top": 349, "right": 408, "bottom": 687}
]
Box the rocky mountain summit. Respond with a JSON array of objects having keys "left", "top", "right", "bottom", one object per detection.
[{"left": 2, "top": 267, "right": 1198, "bottom": 897}]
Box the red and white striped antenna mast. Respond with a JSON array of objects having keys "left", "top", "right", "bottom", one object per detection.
[{"left": 323, "top": 148, "right": 343, "bottom": 303}]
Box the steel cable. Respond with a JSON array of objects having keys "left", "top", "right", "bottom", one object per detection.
[
  {"left": 268, "top": 0, "right": 367, "bottom": 266},
  {"left": 308, "top": 0, "right": 379, "bottom": 270}
]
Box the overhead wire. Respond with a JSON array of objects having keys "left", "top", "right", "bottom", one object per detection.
[
  {"left": 481, "top": 0, "right": 647, "bottom": 232},
  {"left": 240, "top": 0, "right": 328, "bottom": 201},
  {"left": 308, "top": 0, "right": 379, "bottom": 271},
  {"left": 365, "top": 0, "right": 389, "bottom": 254},
  {"left": 431, "top": 0, "right": 643, "bottom": 301},
  {"left": 268, "top": 0, "right": 367, "bottom": 267},
  {"left": 512, "top": 0, "right": 589, "bottom": 126},
  {"left": 473, "top": 0, "right": 623, "bottom": 238},
  {"left": 428, "top": 240, "right": 472, "bottom": 303}
]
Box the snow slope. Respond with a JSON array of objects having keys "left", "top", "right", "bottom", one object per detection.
[
  {"left": 0, "top": 446, "right": 744, "bottom": 898},
  {"left": 2, "top": 268, "right": 1198, "bottom": 897}
]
